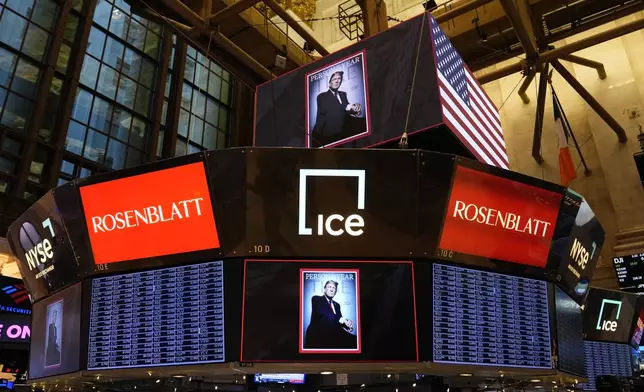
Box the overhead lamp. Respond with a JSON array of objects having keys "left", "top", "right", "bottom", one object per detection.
[
  {"left": 459, "top": 373, "right": 473, "bottom": 377},
  {"left": 530, "top": 379, "right": 541, "bottom": 383},
  {"left": 320, "top": 372, "right": 333, "bottom": 375}
]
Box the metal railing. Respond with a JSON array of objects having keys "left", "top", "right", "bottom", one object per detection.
[{"left": 338, "top": 0, "right": 363, "bottom": 41}]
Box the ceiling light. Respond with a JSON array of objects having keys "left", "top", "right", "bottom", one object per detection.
[
  {"left": 320, "top": 372, "right": 333, "bottom": 375},
  {"left": 243, "top": 376, "right": 246, "bottom": 380},
  {"left": 530, "top": 379, "right": 541, "bottom": 383},
  {"left": 215, "top": 386, "right": 218, "bottom": 390},
  {"left": 147, "top": 372, "right": 152, "bottom": 377},
  {"left": 173, "top": 375, "right": 186, "bottom": 379},
  {"left": 361, "top": 384, "right": 365, "bottom": 388},
  {"left": 459, "top": 373, "right": 473, "bottom": 377},
  {"left": 413, "top": 384, "right": 416, "bottom": 388},
  {"left": 387, "top": 375, "right": 391, "bottom": 378},
  {"left": 156, "top": 380, "right": 161, "bottom": 384}
]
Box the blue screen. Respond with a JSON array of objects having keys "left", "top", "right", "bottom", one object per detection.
[
  {"left": 254, "top": 374, "right": 306, "bottom": 384},
  {"left": 87, "top": 261, "right": 225, "bottom": 370},
  {"left": 581, "top": 341, "right": 633, "bottom": 391},
  {"left": 433, "top": 264, "right": 552, "bottom": 369}
]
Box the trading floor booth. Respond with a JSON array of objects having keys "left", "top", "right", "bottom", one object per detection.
[{"left": 7, "top": 148, "right": 607, "bottom": 391}]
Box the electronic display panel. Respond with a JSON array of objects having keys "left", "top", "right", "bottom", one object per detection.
[
  {"left": 432, "top": 263, "right": 552, "bottom": 368},
  {"left": 554, "top": 286, "right": 585, "bottom": 376},
  {"left": 583, "top": 288, "right": 638, "bottom": 344},
  {"left": 612, "top": 253, "right": 644, "bottom": 291},
  {"left": 254, "top": 13, "right": 442, "bottom": 150},
  {"left": 438, "top": 165, "right": 562, "bottom": 268},
  {"left": 253, "top": 374, "right": 306, "bottom": 384},
  {"left": 79, "top": 162, "right": 220, "bottom": 265},
  {"left": 631, "top": 308, "right": 644, "bottom": 349},
  {"left": 581, "top": 341, "right": 634, "bottom": 391},
  {"left": 87, "top": 260, "right": 225, "bottom": 370},
  {"left": 0, "top": 277, "right": 31, "bottom": 312},
  {"left": 241, "top": 259, "right": 417, "bottom": 362},
  {"left": 0, "top": 313, "right": 30, "bottom": 345},
  {"left": 548, "top": 190, "right": 604, "bottom": 304},
  {"left": 29, "top": 283, "right": 82, "bottom": 379}
]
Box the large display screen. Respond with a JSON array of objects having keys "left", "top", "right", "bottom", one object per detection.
[
  {"left": 241, "top": 259, "right": 417, "bottom": 361},
  {"left": 0, "top": 278, "right": 31, "bottom": 312},
  {"left": 583, "top": 288, "right": 638, "bottom": 344},
  {"left": 581, "top": 341, "right": 634, "bottom": 391},
  {"left": 87, "top": 260, "right": 225, "bottom": 370},
  {"left": 79, "top": 162, "right": 220, "bottom": 264},
  {"left": 432, "top": 264, "right": 552, "bottom": 368},
  {"left": 6, "top": 189, "right": 89, "bottom": 301},
  {"left": 438, "top": 165, "right": 562, "bottom": 268},
  {"left": 253, "top": 13, "right": 442, "bottom": 149},
  {"left": 612, "top": 253, "right": 644, "bottom": 291},
  {"left": 631, "top": 308, "right": 644, "bottom": 349},
  {"left": 554, "top": 286, "right": 585, "bottom": 376},
  {"left": 0, "top": 313, "right": 30, "bottom": 345},
  {"left": 253, "top": 374, "right": 306, "bottom": 384},
  {"left": 29, "top": 283, "right": 82, "bottom": 379},
  {"left": 549, "top": 190, "right": 604, "bottom": 303}
]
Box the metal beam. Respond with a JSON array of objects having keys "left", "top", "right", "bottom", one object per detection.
[
  {"left": 560, "top": 54, "right": 607, "bottom": 79},
  {"left": 532, "top": 64, "right": 548, "bottom": 164},
  {"left": 262, "top": 0, "right": 329, "bottom": 56},
  {"left": 498, "top": 0, "right": 538, "bottom": 60},
  {"left": 477, "top": 61, "right": 525, "bottom": 84},
  {"left": 550, "top": 59, "right": 628, "bottom": 143},
  {"left": 158, "top": 0, "right": 275, "bottom": 80},
  {"left": 517, "top": 68, "right": 535, "bottom": 104},
  {"left": 206, "top": 0, "right": 262, "bottom": 25},
  {"left": 433, "top": 0, "right": 496, "bottom": 24}
]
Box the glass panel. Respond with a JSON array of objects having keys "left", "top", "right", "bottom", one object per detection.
[
  {"left": 103, "top": 37, "right": 124, "bottom": 70},
  {"left": 22, "top": 23, "right": 49, "bottom": 62},
  {"left": 0, "top": 87, "right": 7, "bottom": 113},
  {"left": 143, "top": 31, "right": 159, "bottom": 59},
  {"left": 127, "top": 18, "right": 145, "bottom": 50},
  {"left": 156, "top": 128, "right": 163, "bottom": 157},
  {"left": 65, "top": 120, "right": 87, "bottom": 155},
  {"left": 12, "top": 58, "right": 39, "bottom": 99},
  {"left": 110, "top": 107, "right": 131, "bottom": 142},
  {"left": 108, "top": 7, "right": 130, "bottom": 40},
  {"left": 189, "top": 115, "right": 203, "bottom": 145},
  {"left": 160, "top": 100, "right": 167, "bottom": 126},
  {"left": 80, "top": 167, "right": 91, "bottom": 178},
  {"left": 116, "top": 75, "right": 136, "bottom": 109},
  {"left": 192, "top": 91, "right": 206, "bottom": 118},
  {"left": 147, "top": 20, "right": 161, "bottom": 35},
  {"left": 195, "top": 62, "right": 208, "bottom": 91},
  {"left": 177, "top": 109, "right": 189, "bottom": 137},
  {"left": 169, "top": 46, "right": 175, "bottom": 70},
  {"left": 1, "top": 92, "right": 33, "bottom": 129},
  {"left": 205, "top": 98, "right": 218, "bottom": 126},
  {"left": 186, "top": 45, "right": 196, "bottom": 59},
  {"left": 210, "top": 62, "right": 222, "bottom": 75},
  {"left": 39, "top": 77, "right": 62, "bottom": 142},
  {"left": 218, "top": 107, "right": 228, "bottom": 130},
  {"left": 216, "top": 129, "right": 226, "bottom": 149},
  {"left": 71, "top": 0, "right": 83, "bottom": 12},
  {"left": 104, "top": 138, "right": 126, "bottom": 169},
  {"left": 71, "top": 88, "right": 92, "bottom": 123},
  {"left": 134, "top": 85, "right": 150, "bottom": 116},
  {"left": 56, "top": 43, "right": 71, "bottom": 73},
  {"left": 174, "top": 138, "right": 186, "bottom": 156},
  {"left": 207, "top": 73, "right": 220, "bottom": 99},
  {"left": 63, "top": 13, "right": 79, "bottom": 42},
  {"left": 0, "top": 179, "right": 9, "bottom": 193},
  {"left": 79, "top": 54, "right": 100, "bottom": 89},
  {"left": 121, "top": 48, "right": 141, "bottom": 81},
  {"left": 60, "top": 160, "right": 75, "bottom": 175},
  {"left": 222, "top": 70, "right": 230, "bottom": 82},
  {"left": 0, "top": 9, "right": 28, "bottom": 50},
  {"left": 92, "top": 0, "right": 111, "bottom": 29},
  {"left": 89, "top": 96, "right": 112, "bottom": 133},
  {"left": 57, "top": 178, "right": 68, "bottom": 186},
  {"left": 164, "top": 73, "right": 171, "bottom": 98},
  {"left": 180, "top": 83, "right": 192, "bottom": 109},
  {"left": 184, "top": 55, "right": 195, "bottom": 83},
  {"left": 86, "top": 27, "right": 106, "bottom": 59},
  {"left": 0, "top": 48, "right": 17, "bottom": 88},
  {"left": 1, "top": 137, "right": 21, "bottom": 154},
  {"left": 83, "top": 129, "right": 107, "bottom": 162},
  {"left": 139, "top": 57, "right": 155, "bottom": 89},
  {"left": 0, "top": 156, "right": 16, "bottom": 173},
  {"left": 96, "top": 65, "right": 118, "bottom": 99},
  {"left": 32, "top": 0, "right": 57, "bottom": 31},
  {"left": 6, "top": 0, "right": 34, "bottom": 17},
  {"left": 220, "top": 81, "right": 230, "bottom": 105},
  {"left": 28, "top": 148, "right": 48, "bottom": 183},
  {"left": 125, "top": 147, "right": 142, "bottom": 167},
  {"left": 203, "top": 123, "right": 217, "bottom": 150},
  {"left": 129, "top": 117, "right": 146, "bottom": 149}
]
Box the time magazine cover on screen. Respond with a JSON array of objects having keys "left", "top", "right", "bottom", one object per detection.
[
  {"left": 305, "top": 51, "right": 371, "bottom": 148},
  {"left": 299, "top": 269, "right": 361, "bottom": 354}
]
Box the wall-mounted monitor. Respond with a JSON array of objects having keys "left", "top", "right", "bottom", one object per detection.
[
  {"left": 583, "top": 287, "right": 638, "bottom": 344},
  {"left": 86, "top": 260, "right": 226, "bottom": 370},
  {"left": 432, "top": 263, "right": 552, "bottom": 369},
  {"left": 581, "top": 341, "right": 635, "bottom": 391},
  {"left": 612, "top": 253, "right": 644, "bottom": 291},
  {"left": 554, "top": 285, "right": 585, "bottom": 376},
  {"left": 253, "top": 374, "right": 306, "bottom": 384}
]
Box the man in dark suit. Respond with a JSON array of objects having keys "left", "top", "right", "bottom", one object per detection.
[
  {"left": 304, "top": 280, "right": 357, "bottom": 349},
  {"left": 45, "top": 310, "right": 61, "bottom": 366},
  {"left": 310, "top": 71, "right": 367, "bottom": 147}
]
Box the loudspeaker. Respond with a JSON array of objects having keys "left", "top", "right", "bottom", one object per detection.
[{"left": 634, "top": 152, "right": 644, "bottom": 186}]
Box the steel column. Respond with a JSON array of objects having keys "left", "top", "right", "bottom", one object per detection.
[
  {"left": 498, "top": 0, "right": 539, "bottom": 60},
  {"left": 162, "top": 39, "right": 188, "bottom": 158},
  {"left": 146, "top": 29, "right": 173, "bottom": 162},
  {"left": 560, "top": 54, "right": 607, "bottom": 80},
  {"left": 517, "top": 68, "right": 535, "bottom": 104},
  {"left": 532, "top": 64, "right": 549, "bottom": 164},
  {"left": 478, "top": 61, "right": 525, "bottom": 85},
  {"left": 550, "top": 59, "right": 628, "bottom": 143}
]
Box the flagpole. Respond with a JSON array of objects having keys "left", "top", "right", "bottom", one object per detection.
[{"left": 549, "top": 77, "right": 592, "bottom": 176}]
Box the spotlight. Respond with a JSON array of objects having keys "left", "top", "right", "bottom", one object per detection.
[
  {"left": 413, "top": 384, "right": 416, "bottom": 388},
  {"left": 156, "top": 380, "right": 161, "bottom": 384},
  {"left": 243, "top": 376, "right": 246, "bottom": 380},
  {"left": 320, "top": 372, "right": 333, "bottom": 375},
  {"left": 530, "top": 380, "right": 541, "bottom": 383},
  {"left": 387, "top": 375, "right": 391, "bottom": 379},
  {"left": 422, "top": 0, "right": 437, "bottom": 11},
  {"left": 361, "top": 385, "right": 366, "bottom": 388},
  {"left": 459, "top": 373, "right": 473, "bottom": 377}
]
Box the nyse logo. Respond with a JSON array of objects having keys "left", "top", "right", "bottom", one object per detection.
[
  {"left": 596, "top": 299, "right": 622, "bottom": 332},
  {"left": 570, "top": 238, "right": 597, "bottom": 271},
  {"left": 298, "top": 169, "right": 366, "bottom": 237},
  {"left": 20, "top": 218, "right": 56, "bottom": 273}
]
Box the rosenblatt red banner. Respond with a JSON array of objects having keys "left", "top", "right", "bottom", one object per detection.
[
  {"left": 438, "top": 165, "right": 562, "bottom": 268},
  {"left": 80, "top": 162, "right": 220, "bottom": 264}
]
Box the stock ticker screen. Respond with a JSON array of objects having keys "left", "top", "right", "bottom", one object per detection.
[
  {"left": 581, "top": 341, "right": 635, "bottom": 391},
  {"left": 433, "top": 264, "right": 552, "bottom": 368},
  {"left": 87, "top": 261, "right": 225, "bottom": 370},
  {"left": 613, "top": 253, "right": 644, "bottom": 291}
]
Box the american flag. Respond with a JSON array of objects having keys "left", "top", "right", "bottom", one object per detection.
[{"left": 430, "top": 16, "right": 509, "bottom": 169}]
